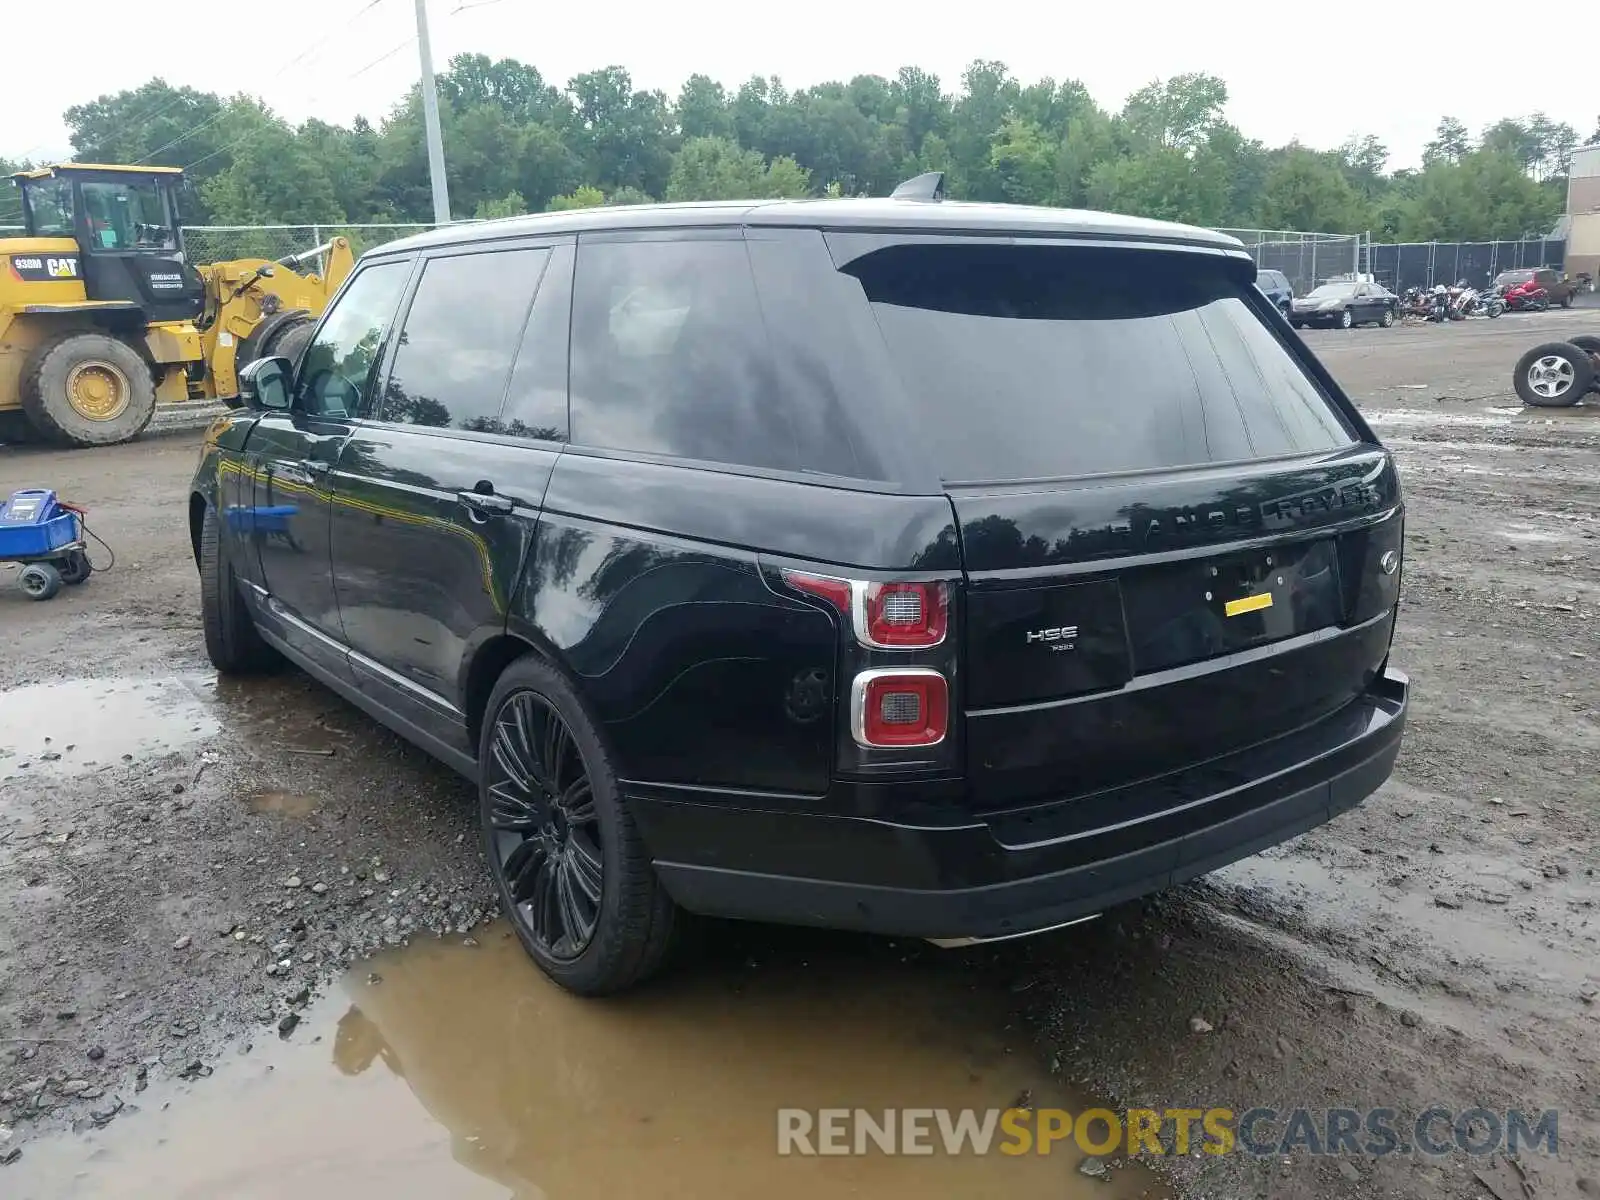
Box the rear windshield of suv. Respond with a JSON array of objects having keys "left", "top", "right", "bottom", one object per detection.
[{"left": 839, "top": 242, "right": 1355, "bottom": 483}]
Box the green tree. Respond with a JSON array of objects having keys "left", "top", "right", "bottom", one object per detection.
[
  {"left": 677, "top": 74, "right": 734, "bottom": 140},
  {"left": 546, "top": 185, "right": 605, "bottom": 211},
  {"left": 1122, "top": 74, "right": 1228, "bottom": 151},
  {"left": 474, "top": 190, "right": 527, "bottom": 219},
  {"left": 989, "top": 117, "right": 1056, "bottom": 205},
  {"left": 664, "top": 136, "right": 808, "bottom": 200},
  {"left": 1055, "top": 110, "right": 1118, "bottom": 207},
  {"left": 64, "top": 80, "right": 229, "bottom": 179},
  {"left": 1423, "top": 117, "right": 1471, "bottom": 165},
  {"left": 198, "top": 100, "right": 343, "bottom": 225},
  {"left": 605, "top": 186, "right": 655, "bottom": 206},
  {"left": 1258, "top": 148, "right": 1367, "bottom": 233},
  {"left": 949, "top": 60, "right": 1019, "bottom": 200},
  {"left": 567, "top": 67, "right": 675, "bottom": 197}
]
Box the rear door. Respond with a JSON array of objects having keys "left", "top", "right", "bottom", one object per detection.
[
  {"left": 833, "top": 238, "right": 1403, "bottom": 808},
  {"left": 329, "top": 240, "right": 572, "bottom": 758}
]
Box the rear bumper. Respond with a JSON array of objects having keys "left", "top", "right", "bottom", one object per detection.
[{"left": 634, "top": 667, "right": 1408, "bottom": 941}]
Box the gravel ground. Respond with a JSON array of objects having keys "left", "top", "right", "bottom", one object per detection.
[{"left": 1, "top": 311, "right": 1596, "bottom": 1197}]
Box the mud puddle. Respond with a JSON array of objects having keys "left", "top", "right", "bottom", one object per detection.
[
  {"left": 7, "top": 926, "right": 1167, "bottom": 1200},
  {"left": 0, "top": 676, "right": 220, "bottom": 784}
]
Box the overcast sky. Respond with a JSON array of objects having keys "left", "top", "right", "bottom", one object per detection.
[{"left": 5, "top": 0, "right": 1596, "bottom": 171}]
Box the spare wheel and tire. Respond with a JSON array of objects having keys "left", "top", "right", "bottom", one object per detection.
[
  {"left": 1514, "top": 342, "right": 1595, "bottom": 408},
  {"left": 1564, "top": 336, "right": 1600, "bottom": 392},
  {"left": 22, "top": 331, "right": 157, "bottom": 447}
]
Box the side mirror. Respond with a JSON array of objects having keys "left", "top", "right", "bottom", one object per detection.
[{"left": 239, "top": 356, "right": 293, "bottom": 412}]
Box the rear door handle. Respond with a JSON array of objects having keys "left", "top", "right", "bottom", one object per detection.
[{"left": 458, "top": 490, "right": 514, "bottom": 516}]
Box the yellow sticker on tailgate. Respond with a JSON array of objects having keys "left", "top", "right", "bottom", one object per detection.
[{"left": 1224, "top": 592, "right": 1274, "bottom": 617}]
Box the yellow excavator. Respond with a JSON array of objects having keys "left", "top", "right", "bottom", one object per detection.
[{"left": 1, "top": 163, "right": 353, "bottom": 447}]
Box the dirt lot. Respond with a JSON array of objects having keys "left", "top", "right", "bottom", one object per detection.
[{"left": 1, "top": 311, "right": 1597, "bottom": 1199}]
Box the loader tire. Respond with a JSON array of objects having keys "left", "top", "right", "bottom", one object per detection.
[
  {"left": 269, "top": 319, "right": 316, "bottom": 370},
  {"left": 235, "top": 309, "right": 312, "bottom": 373},
  {"left": 22, "top": 332, "right": 157, "bottom": 447}
]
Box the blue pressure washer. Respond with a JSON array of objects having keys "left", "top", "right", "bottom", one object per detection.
[{"left": 0, "top": 489, "right": 103, "bottom": 601}]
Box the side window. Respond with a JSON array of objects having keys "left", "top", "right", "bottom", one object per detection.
[
  {"left": 294, "top": 261, "right": 410, "bottom": 417},
  {"left": 569, "top": 237, "right": 799, "bottom": 471},
  {"left": 379, "top": 247, "right": 550, "bottom": 430},
  {"left": 497, "top": 243, "right": 574, "bottom": 442}
]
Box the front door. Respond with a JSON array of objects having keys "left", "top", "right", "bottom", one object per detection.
[
  {"left": 247, "top": 258, "right": 413, "bottom": 679},
  {"left": 329, "top": 242, "right": 571, "bottom": 757}
]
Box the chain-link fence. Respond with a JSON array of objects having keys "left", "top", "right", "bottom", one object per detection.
[
  {"left": 1215, "top": 229, "right": 1362, "bottom": 295},
  {"left": 1365, "top": 238, "right": 1568, "bottom": 294}
]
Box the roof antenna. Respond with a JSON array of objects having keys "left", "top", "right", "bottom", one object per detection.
[{"left": 890, "top": 171, "right": 945, "bottom": 202}]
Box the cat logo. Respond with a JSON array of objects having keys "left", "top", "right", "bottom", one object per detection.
[{"left": 7, "top": 253, "right": 81, "bottom": 283}]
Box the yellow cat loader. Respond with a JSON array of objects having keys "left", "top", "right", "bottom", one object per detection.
[{"left": 1, "top": 163, "right": 353, "bottom": 447}]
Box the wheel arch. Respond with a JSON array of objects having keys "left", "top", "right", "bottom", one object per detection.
[
  {"left": 461, "top": 629, "right": 573, "bottom": 754},
  {"left": 189, "top": 491, "right": 208, "bottom": 568}
]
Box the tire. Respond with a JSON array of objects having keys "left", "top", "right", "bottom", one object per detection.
[
  {"left": 1380, "top": 307, "right": 1395, "bottom": 328},
  {"left": 199, "top": 503, "right": 280, "bottom": 673},
  {"left": 1560, "top": 294, "right": 1573, "bottom": 309},
  {"left": 272, "top": 321, "right": 315, "bottom": 372},
  {"left": 479, "top": 655, "right": 678, "bottom": 996},
  {"left": 1338, "top": 308, "right": 1354, "bottom": 329},
  {"left": 1566, "top": 336, "right": 1600, "bottom": 392},
  {"left": 1488, "top": 303, "right": 1502, "bottom": 318},
  {"left": 22, "top": 331, "right": 157, "bottom": 447},
  {"left": 1514, "top": 342, "right": 1594, "bottom": 408},
  {"left": 58, "top": 550, "right": 91, "bottom": 585},
  {"left": 19, "top": 563, "right": 62, "bottom": 601}
]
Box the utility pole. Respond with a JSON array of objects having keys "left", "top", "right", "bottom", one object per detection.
[{"left": 414, "top": 0, "right": 451, "bottom": 226}]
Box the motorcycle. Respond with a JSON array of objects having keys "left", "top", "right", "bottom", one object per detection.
[
  {"left": 1452, "top": 281, "right": 1504, "bottom": 319},
  {"left": 1426, "top": 287, "right": 1452, "bottom": 323},
  {"left": 1473, "top": 287, "right": 1506, "bottom": 318},
  {"left": 1503, "top": 283, "right": 1550, "bottom": 312}
]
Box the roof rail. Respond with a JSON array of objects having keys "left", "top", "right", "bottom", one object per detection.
[{"left": 890, "top": 171, "right": 946, "bottom": 202}]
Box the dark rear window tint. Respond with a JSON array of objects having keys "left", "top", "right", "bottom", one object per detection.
[
  {"left": 569, "top": 236, "right": 885, "bottom": 479},
  {"left": 841, "top": 243, "right": 1354, "bottom": 483}
]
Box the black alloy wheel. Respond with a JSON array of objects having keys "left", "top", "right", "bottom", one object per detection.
[
  {"left": 478, "top": 656, "right": 680, "bottom": 995},
  {"left": 485, "top": 689, "right": 604, "bottom": 960}
]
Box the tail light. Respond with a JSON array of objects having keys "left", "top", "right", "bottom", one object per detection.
[
  {"left": 851, "top": 668, "right": 948, "bottom": 747},
  {"left": 782, "top": 572, "right": 948, "bottom": 650},
  {"left": 779, "top": 567, "right": 959, "bottom": 771}
]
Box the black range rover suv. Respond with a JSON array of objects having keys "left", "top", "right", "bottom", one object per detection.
[{"left": 191, "top": 176, "right": 1408, "bottom": 994}]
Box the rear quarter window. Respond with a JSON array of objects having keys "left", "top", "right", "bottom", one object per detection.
[
  {"left": 568, "top": 235, "right": 886, "bottom": 479},
  {"left": 837, "top": 241, "right": 1354, "bottom": 483}
]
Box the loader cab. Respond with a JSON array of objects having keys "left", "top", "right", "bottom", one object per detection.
[{"left": 12, "top": 164, "right": 205, "bottom": 323}]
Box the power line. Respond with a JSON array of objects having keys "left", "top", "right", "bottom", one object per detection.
[
  {"left": 350, "top": 35, "right": 418, "bottom": 81},
  {"left": 138, "top": 0, "right": 398, "bottom": 165},
  {"left": 182, "top": 29, "right": 413, "bottom": 172}
]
